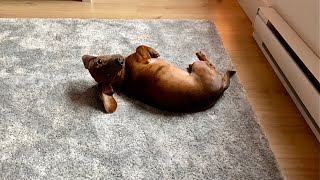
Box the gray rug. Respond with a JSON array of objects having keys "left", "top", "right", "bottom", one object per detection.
[{"left": 0, "top": 19, "right": 282, "bottom": 180}]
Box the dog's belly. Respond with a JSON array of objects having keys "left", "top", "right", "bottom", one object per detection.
[{"left": 126, "top": 59, "right": 219, "bottom": 111}]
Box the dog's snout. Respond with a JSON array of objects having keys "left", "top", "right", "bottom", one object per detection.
[{"left": 116, "top": 57, "right": 124, "bottom": 65}]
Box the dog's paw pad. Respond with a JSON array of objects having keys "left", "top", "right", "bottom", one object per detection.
[{"left": 150, "top": 51, "right": 160, "bottom": 58}]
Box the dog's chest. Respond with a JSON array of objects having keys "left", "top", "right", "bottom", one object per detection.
[{"left": 148, "top": 58, "right": 157, "bottom": 64}]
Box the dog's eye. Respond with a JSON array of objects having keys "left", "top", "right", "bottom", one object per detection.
[{"left": 97, "top": 59, "right": 102, "bottom": 65}]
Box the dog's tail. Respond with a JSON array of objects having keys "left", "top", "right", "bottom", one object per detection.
[{"left": 222, "top": 70, "right": 236, "bottom": 91}]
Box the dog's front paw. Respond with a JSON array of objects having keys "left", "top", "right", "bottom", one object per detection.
[{"left": 187, "top": 64, "right": 193, "bottom": 73}]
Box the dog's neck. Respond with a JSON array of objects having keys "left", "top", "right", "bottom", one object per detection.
[
  {"left": 111, "top": 67, "right": 125, "bottom": 88},
  {"left": 98, "top": 56, "right": 128, "bottom": 94}
]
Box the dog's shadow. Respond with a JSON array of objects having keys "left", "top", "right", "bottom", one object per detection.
[
  {"left": 66, "top": 81, "right": 186, "bottom": 117},
  {"left": 66, "top": 81, "right": 105, "bottom": 112},
  {"left": 116, "top": 92, "right": 186, "bottom": 117}
]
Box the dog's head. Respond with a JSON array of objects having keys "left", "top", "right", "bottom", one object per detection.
[
  {"left": 82, "top": 54, "right": 125, "bottom": 113},
  {"left": 82, "top": 54, "right": 125, "bottom": 85}
]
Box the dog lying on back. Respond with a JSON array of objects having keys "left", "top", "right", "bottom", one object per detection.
[{"left": 82, "top": 45, "right": 235, "bottom": 113}]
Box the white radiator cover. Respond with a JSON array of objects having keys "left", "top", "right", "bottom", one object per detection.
[
  {"left": 253, "top": 7, "right": 320, "bottom": 141},
  {"left": 269, "top": 0, "right": 320, "bottom": 58}
]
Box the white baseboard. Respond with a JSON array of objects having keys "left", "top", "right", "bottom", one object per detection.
[{"left": 253, "top": 8, "right": 320, "bottom": 142}]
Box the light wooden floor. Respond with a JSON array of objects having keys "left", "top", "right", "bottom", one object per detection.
[{"left": 0, "top": 0, "right": 319, "bottom": 179}]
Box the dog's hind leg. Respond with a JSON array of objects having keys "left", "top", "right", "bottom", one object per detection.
[
  {"left": 196, "top": 51, "right": 210, "bottom": 62},
  {"left": 222, "top": 70, "right": 236, "bottom": 90},
  {"left": 196, "top": 51, "right": 216, "bottom": 69}
]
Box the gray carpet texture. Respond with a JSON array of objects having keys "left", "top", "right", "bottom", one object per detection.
[{"left": 0, "top": 19, "right": 282, "bottom": 180}]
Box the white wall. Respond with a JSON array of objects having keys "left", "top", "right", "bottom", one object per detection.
[
  {"left": 238, "top": 0, "right": 319, "bottom": 58},
  {"left": 268, "top": 0, "right": 319, "bottom": 58}
]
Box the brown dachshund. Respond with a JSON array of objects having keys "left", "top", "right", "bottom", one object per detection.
[{"left": 82, "top": 45, "right": 235, "bottom": 113}]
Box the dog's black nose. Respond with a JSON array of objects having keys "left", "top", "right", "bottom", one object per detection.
[{"left": 116, "top": 57, "right": 124, "bottom": 65}]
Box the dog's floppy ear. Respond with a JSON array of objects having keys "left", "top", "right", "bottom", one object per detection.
[
  {"left": 98, "top": 85, "right": 117, "bottom": 113},
  {"left": 82, "top": 55, "right": 96, "bottom": 69},
  {"left": 99, "top": 84, "right": 114, "bottom": 96},
  {"left": 100, "top": 93, "right": 117, "bottom": 113}
]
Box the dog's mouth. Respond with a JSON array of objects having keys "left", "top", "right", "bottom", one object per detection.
[{"left": 93, "top": 65, "right": 123, "bottom": 83}]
